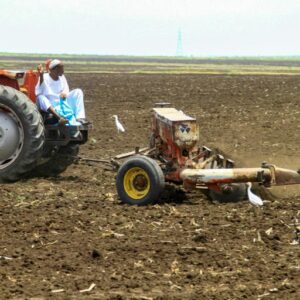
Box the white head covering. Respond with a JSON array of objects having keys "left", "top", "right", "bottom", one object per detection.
[{"left": 49, "top": 59, "right": 62, "bottom": 70}]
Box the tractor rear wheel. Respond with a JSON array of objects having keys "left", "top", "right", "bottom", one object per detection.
[
  {"left": 0, "top": 85, "right": 45, "bottom": 182},
  {"left": 32, "top": 144, "right": 79, "bottom": 177},
  {"left": 116, "top": 155, "right": 165, "bottom": 205}
]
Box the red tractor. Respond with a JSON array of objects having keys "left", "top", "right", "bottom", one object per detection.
[{"left": 0, "top": 69, "right": 91, "bottom": 181}]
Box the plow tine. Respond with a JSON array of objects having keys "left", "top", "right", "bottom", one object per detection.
[
  {"left": 226, "top": 159, "right": 235, "bottom": 168},
  {"left": 216, "top": 154, "right": 224, "bottom": 168},
  {"left": 202, "top": 146, "right": 212, "bottom": 159},
  {"left": 210, "top": 159, "right": 218, "bottom": 169},
  {"left": 199, "top": 155, "right": 216, "bottom": 169}
]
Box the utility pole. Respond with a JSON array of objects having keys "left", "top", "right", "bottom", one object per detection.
[{"left": 176, "top": 28, "right": 184, "bottom": 57}]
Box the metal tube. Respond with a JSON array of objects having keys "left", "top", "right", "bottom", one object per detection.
[
  {"left": 180, "top": 166, "right": 300, "bottom": 186},
  {"left": 180, "top": 168, "right": 270, "bottom": 184},
  {"left": 273, "top": 167, "right": 300, "bottom": 186}
]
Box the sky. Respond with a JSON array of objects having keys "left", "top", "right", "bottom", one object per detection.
[{"left": 1, "top": 0, "right": 300, "bottom": 56}]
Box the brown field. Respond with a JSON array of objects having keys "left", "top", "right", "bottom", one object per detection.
[{"left": 1, "top": 72, "right": 300, "bottom": 299}]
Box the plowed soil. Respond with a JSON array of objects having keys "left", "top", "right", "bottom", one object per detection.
[{"left": 1, "top": 74, "right": 300, "bottom": 299}]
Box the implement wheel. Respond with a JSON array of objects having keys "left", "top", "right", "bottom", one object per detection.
[{"left": 116, "top": 156, "right": 165, "bottom": 205}]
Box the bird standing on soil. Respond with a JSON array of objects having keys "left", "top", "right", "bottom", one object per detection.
[
  {"left": 112, "top": 115, "right": 125, "bottom": 133},
  {"left": 246, "top": 182, "right": 263, "bottom": 206}
]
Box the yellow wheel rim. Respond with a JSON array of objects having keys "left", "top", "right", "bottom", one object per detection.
[{"left": 124, "top": 167, "right": 151, "bottom": 200}]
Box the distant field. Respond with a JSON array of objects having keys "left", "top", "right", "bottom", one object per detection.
[{"left": 1, "top": 53, "right": 300, "bottom": 75}]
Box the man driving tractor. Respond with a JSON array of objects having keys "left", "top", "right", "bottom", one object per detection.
[{"left": 35, "top": 59, "right": 88, "bottom": 125}]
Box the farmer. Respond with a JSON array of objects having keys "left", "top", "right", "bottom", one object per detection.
[{"left": 35, "top": 59, "right": 87, "bottom": 125}]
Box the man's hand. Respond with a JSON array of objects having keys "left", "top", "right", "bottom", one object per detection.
[
  {"left": 58, "top": 117, "right": 69, "bottom": 125},
  {"left": 37, "top": 64, "right": 44, "bottom": 74},
  {"left": 37, "top": 64, "right": 44, "bottom": 85},
  {"left": 60, "top": 92, "right": 67, "bottom": 99}
]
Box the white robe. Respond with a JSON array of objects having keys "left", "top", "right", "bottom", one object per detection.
[{"left": 35, "top": 73, "right": 85, "bottom": 119}]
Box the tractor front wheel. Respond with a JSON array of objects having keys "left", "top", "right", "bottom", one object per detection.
[{"left": 116, "top": 156, "right": 165, "bottom": 205}]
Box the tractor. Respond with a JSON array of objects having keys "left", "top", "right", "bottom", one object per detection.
[
  {"left": 114, "top": 106, "right": 300, "bottom": 205},
  {"left": 0, "top": 69, "right": 91, "bottom": 182}
]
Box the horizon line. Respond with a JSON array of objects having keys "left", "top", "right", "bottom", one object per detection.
[{"left": 1, "top": 52, "right": 300, "bottom": 60}]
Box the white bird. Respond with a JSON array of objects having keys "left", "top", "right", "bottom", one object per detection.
[
  {"left": 246, "top": 182, "right": 263, "bottom": 206},
  {"left": 112, "top": 115, "right": 125, "bottom": 133}
]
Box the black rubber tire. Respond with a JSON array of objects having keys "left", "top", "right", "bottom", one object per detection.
[
  {"left": 116, "top": 155, "right": 165, "bottom": 205},
  {"left": 208, "top": 183, "right": 247, "bottom": 202},
  {"left": 0, "top": 85, "right": 45, "bottom": 182},
  {"left": 32, "top": 144, "right": 79, "bottom": 177}
]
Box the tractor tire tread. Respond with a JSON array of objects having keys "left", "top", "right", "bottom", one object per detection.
[{"left": 0, "top": 85, "right": 45, "bottom": 182}]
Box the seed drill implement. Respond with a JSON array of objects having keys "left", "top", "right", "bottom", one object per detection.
[{"left": 113, "top": 105, "right": 300, "bottom": 205}]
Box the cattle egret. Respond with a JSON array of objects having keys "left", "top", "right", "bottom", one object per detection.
[
  {"left": 112, "top": 115, "right": 125, "bottom": 133},
  {"left": 246, "top": 182, "right": 263, "bottom": 206}
]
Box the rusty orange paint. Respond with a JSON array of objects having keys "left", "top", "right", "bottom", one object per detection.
[
  {"left": 22, "top": 70, "right": 39, "bottom": 102},
  {"left": 0, "top": 69, "right": 39, "bottom": 102}
]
